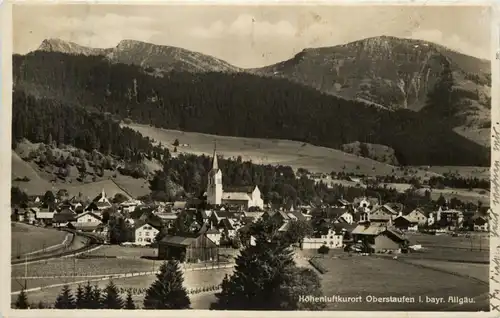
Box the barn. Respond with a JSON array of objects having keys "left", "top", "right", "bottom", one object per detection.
[{"left": 158, "top": 233, "right": 218, "bottom": 263}]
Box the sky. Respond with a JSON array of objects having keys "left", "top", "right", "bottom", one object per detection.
[{"left": 13, "top": 4, "right": 492, "bottom": 68}]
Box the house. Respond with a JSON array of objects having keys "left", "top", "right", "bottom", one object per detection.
[
  {"left": 353, "top": 196, "right": 379, "bottom": 213},
  {"left": 405, "top": 208, "right": 428, "bottom": 226},
  {"left": 351, "top": 223, "right": 407, "bottom": 253},
  {"left": 158, "top": 233, "right": 218, "bottom": 263},
  {"left": 218, "top": 218, "right": 238, "bottom": 240},
  {"left": 199, "top": 223, "right": 222, "bottom": 246},
  {"left": 473, "top": 216, "right": 489, "bottom": 232},
  {"left": 93, "top": 224, "right": 110, "bottom": 242},
  {"left": 120, "top": 199, "right": 143, "bottom": 213},
  {"left": 73, "top": 211, "right": 103, "bottom": 231},
  {"left": 134, "top": 221, "right": 160, "bottom": 246},
  {"left": 12, "top": 208, "right": 26, "bottom": 222},
  {"left": 53, "top": 210, "right": 77, "bottom": 228},
  {"left": 35, "top": 209, "right": 56, "bottom": 224},
  {"left": 393, "top": 215, "right": 418, "bottom": 232},
  {"left": 435, "top": 207, "right": 464, "bottom": 230},
  {"left": 302, "top": 228, "right": 343, "bottom": 249},
  {"left": 205, "top": 147, "right": 264, "bottom": 209}
]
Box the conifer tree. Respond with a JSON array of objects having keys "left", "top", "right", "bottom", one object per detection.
[
  {"left": 125, "top": 289, "right": 136, "bottom": 309},
  {"left": 54, "top": 285, "right": 76, "bottom": 309},
  {"left": 82, "top": 281, "right": 93, "bottom": 308},
  {"left": 75, "top": 284, "right": 84, "bottom": 309},
  {"left": 15, "top": 288, "right": 29, "bottom": 309},
  {"left": 211, "top": 218, "right": 325, "bottom": 310},
  {"left": 101, "top": 280, "right": 123, "bottom": 309},
  {"left": 91, "top": 285, "right": 102, "bottom": 309},
  {"left": 143, "top": 260, "right": 191, "bottom": 309}
]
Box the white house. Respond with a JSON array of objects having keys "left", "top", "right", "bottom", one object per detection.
[
  {"left": 73, "top": 211, "right": 103, "bottom": 231},
  {"left": 339, "top": 211, "right": 354, "bottom": 224},
  {"left": 406, "top": 208, "right": 428, "bottom": 226},
  {"left": 134, "top": 222, "right": 160, "bottom": 246},
  {"left": 206, "top": 147, "right": 264, "bottom": 210},
  {"left": 302, "top": 228, "right": 343, "bottom": 249},
  {"left": 121, "top": 199, "right": 143, "bottom": 213}
]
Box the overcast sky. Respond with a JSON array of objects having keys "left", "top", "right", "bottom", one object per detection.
[{"left": 13, "top": 4, "right": 491, "bottom": 68}]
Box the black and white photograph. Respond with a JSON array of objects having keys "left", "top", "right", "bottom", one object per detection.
[{"left": 7, "top": 2, "right": 496, "bottom": 313}]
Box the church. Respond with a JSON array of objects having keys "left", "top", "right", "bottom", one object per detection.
[{"left": 206, "top": 148, "right": 264, "bottom": 210}]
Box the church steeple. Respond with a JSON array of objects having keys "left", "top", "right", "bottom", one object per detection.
[{"left": 211, "top": 141, "right": 219, "bottom": 171}]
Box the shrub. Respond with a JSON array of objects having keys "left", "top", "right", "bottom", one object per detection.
[{"left": 318, "top": 245, "right": 330, "bottom": 255}]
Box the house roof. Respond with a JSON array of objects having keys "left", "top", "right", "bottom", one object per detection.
[
  {"left": 352, "top": 223, "right": 387, "bottom": 236},
  {"left": 134, "top": 220, "right": 161, "bottom": 230},
  {"left": 76, "top": 211, "right": 102, "bottom": 221},
  {"left": 222, "top": 192, "right": 251, "bottom": 201},
  {"left": 384, "top": 227, "right": 406, "bottom": 242},
  {"left": 53, "top": 212, "right": 76, "bottom": 223},
  {"left": 219, "top": 218, "right": 235, "bottom": 230},
  {"left": 35, "top": 211, "right": 55, "bottom": 219},
  {"left": 159, "top": 234, "right": 200, "bottom": 247},
  {"left": 173, "top": 201, "right": 187, "bottom": 209},
  {"left": 224, "top": 186, "right": 255, "bottom": 194}
]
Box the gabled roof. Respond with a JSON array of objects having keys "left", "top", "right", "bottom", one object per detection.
[
  {"left": 222, "top": 192, "right": 251, "bottom": 201},
  {"left": 134, "top": 220, "right": 161, "bottom": 231},
  {"left": 76, "top": 211, "right": 103, "bottom": 221},
  {"left": 219, "top": 218, "right": 235, "bottom": 230},
  {"left": 224, "top": 186, "right": 255, "bottom": 194},
  {"left": 352, "top": 223, "right": 387, "bottom": 236},
  {"left": 53, "top": 211, "right": 76, "bottom": 223},
  {"left": 287, "top": 211, "right": 307, "bottom": 221},
  {"left": 159, "top": 234, "right": 201, "bottom": 246}
]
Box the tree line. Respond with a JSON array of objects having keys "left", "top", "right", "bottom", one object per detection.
[{"left": 13, "top": 51, "right": 490, "bottom": 166}]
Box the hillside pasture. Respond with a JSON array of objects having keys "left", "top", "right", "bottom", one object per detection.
[
  {"left": 11, "top": 223, "right": 68, "bottom": 258},
  {"left": 123, "top": 123, "right": 412, "bottom": 177},
  {"left": 415, "top": 165, "right": 490, "bottom": 180},
  {"left": 416, "top": 187, "right": 489, "bottom": 205}
]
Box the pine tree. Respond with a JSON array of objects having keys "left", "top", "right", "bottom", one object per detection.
[
  {"left": 15, "top": 288, "right": 29, "bottom": 309},
  {"left": 211, "top": 218, "right": 324, "bottom": 310},
  {"left": 82, "top": 281, "right": 93, "bottom": 309},
  {"left": 54, "top": 285, "right": 76, "bottom": 309},
  {"left": 91, "top": 285, "right": 102, "bottom": 309},
  {"left": 143, "top": 260, "right": 191, "bottom": 309},
  {"left": 101, "top": 280, "right": 124, "bottom": 309},
  {"left": 125, "top": 289, "right": 136, "bottom": 309},
  {"left": 75, "top": 284, "right": 84, "bottom": 309}
]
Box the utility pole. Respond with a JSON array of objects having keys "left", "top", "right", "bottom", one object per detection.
[{"left": 24, "top": 255, "right": 27, "bottom": 290}]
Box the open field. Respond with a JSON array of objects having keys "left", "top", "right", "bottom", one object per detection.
[
  {"left": 11, "top": 266, "right": 234, "bottom": 307},
  {"left": 399, "top": 258, "right": 488, "bottom": 283},
  {"left": 407, "top": 233, "right": 489, "bottom": 250},
  {"left": 418, "top": 165, "right": 490, "bottom": 180},
  {"left": 416, "top": 187, "right": 490, "bottom": 205},
  {"left": 317, "top": 255, "right": 488, "bottom": 311},
  {"left": 11, "top": 223, "right": 68, "bottom": 258},
  {"left": 124, "top": 123, "right": 418, "bottom": 177}
]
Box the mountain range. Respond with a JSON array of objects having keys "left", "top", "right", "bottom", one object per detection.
[
  {"left": 11, "top": 36, "right": 491, "bottom": 168},
  {"left": 36, "top": 36, "right": 491, "bottom": 148}
]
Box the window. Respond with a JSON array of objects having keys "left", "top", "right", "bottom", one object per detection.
[
  {"left": 138, "top": 232, "right": 142, "bottom": 236},
  {"left": 146, "top": 238, "right": 151, "bottom": 242},
  {"left": 138, "top": 238, "right": 142, "bottom": 242},
  {"left": 87, "top": 218, "right": 92, "bottom": 222},
  {"left": 145, "top": 232, "right": 150, "bottom": 236}
]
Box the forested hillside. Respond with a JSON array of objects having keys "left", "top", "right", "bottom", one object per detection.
[{"left": 13, "top": 52, "right": 489, "bottom": 166}]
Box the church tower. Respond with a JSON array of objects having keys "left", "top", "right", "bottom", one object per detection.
[{"left": 207, "top": 144, "right": 223, "bottom": 205}]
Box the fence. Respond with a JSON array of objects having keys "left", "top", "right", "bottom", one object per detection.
[
  {"left": 24, "top": 232, "right": 74, "bottom": 257},
  {"left": 12, "top": 262, "right": 235, "bottom": 280}
]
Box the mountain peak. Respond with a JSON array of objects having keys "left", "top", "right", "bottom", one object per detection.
[{"left": 38, "top": 38, "right": 106, "bottom": 56}]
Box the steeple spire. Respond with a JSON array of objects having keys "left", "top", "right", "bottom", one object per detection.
[{"left": 212, "top": 141, "right": 218, "bottom": 170}]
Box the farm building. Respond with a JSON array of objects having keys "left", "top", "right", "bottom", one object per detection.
[
  {"left": 393, "top": 215, "right": 418, "bottom": 232},
  {"left": 351, "top": 223, "right": 407, "bottom": 253},
  {"left": 53, "top": 209, "right": 77, "bottom": 228},
  {"left": 405, "top": 208, "right": 428, "bottom": 225},
  {"left": 158, "top": 233, "right": 218, "bottom": 263}
]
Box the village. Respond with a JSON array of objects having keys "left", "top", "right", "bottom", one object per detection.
[{"left": 12, "top": 148, "right": 491, "bottom": 261}]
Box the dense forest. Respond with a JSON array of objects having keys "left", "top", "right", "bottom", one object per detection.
[
  {"left": 12, "top": 90, "right": 170, "bottom": 162},
  {"left": 13, "top": 52, "right": 489, "bottom": 166}
]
